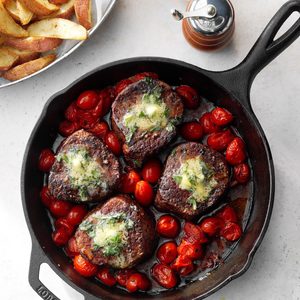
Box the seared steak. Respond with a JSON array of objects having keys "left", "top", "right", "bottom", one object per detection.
[
  {"left": 111, "top": 78, "right": 183, "bottom": 167},
  {"left": 155, "top": 142, "right": 230, "bottom": 220},
  {"left": 49, "top": 129, "right": 121, "bottom": 203},
  {"left": 75, "top": 195, "right": 157, "bottom": 269}
]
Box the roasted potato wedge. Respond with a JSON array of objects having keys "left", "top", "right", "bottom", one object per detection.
[
  {"left": 17, "top": 0, "right": 34, "bottom": 25},
  {"left": 4, "top": 0, "right": 20, "bottom": 22},
  {"left": 1, "top": 46, "right": 39, "bottom": 64},
  {"left": 28, "top": 18, "right": 87, "bottom": 40},
  {"left": 0, "top": 34, "right": 6, "bottom": 45},
  {"left": 0, "top": 46, "right": 19, "bottom": 70},
  {"left": 74, "top": 0, "right": 92, "bottom": 30},
  {"left": 0, "top": 2, "right": 28, "bottom": 37},
  {"left": 38, "top": 0, "right": 75, "bottom": 20},
  {"left": 5, "top": 36, "right": 62, "bottom": 52},
  {"left": 3, "top": 53, "right": 56, "bottom": 80},
  {"left": 18, "top": 0, "right": 59, "bottom": 16}
]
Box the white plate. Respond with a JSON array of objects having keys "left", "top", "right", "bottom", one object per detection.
[{"left": 0, "top": 0, "right": 117, "bottom": 89}]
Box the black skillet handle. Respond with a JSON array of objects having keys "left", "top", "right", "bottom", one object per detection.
[
  {"left": 28, "top": 242, "right": 61, "bottom": 300},
  {"left": 210, "top": 0, "right": 300, "bottom": 103}
]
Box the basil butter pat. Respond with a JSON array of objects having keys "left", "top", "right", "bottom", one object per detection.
[{"left": 173, "top": 157, "right": 217, "bottom": 210}]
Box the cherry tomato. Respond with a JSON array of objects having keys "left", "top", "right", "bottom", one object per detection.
[
  {"left": 138, "top": 273, "right": 151, "bottom": 291},
  {"left": 67, "top": 205, "right": 88, "bottom": 226},
  {"left": 55, "top": 217, "right": 74, "bottom": 235},
  {"left": 120, "top": 170, "right": 141, "bottom": 194},
  {"left": 59, "top": 120, "right": 79, "bottom": 136},
  {"left": 132, "top": 72, "right": 159, "bottom": 81},
  {"left": 89, "top": 121, "right": 109, "bottom": 139},
  {"left": 176, "top": 85, "right": 200, "bottom": 109},
  {"left": 217, "top": 206, "right": 238, "bottom": 224},
  {"left": 126, "top": 273, "right": 150, "bottom": 292},
  {"left": 105, "top": 131, "right": 122, "bottom": 156},
  {"left": 52, "top": 227, "right": 70, "bottom": 246},
  {"left": 211, "top": 107, "right": 234, "bottom": 126},
  {"left": 225, "top": 137, "right": 246, "bottom": 165},
  {"left": 207, "top": 129, "right": 235, "bottom": 151},
  {"left": 220, "top": 222, "right": 242, "bottom": 242},
  {"left": 65, "top": 237, "right": 80, "bottom": 258},
  {"left": 156, "top": 215, "right": 180, "bottom": 238},
  {"left": 172, "top": 255, "right": 194, "bottom": 276},
  {"left": 152, "top": 263, "right": 178, "bottom": 289},
  {"left": 50, "top": 200, "right": 73, "bottom": 218},
  {"left": 199, "top": 112, "right": 220, "bottom": 134},
  {"left": 98, "top": 87, "right": 115, "bottom": 115},
  {"left": 96, "top": 267, "right": 117, "bottom": 287},
  {"left": 200, "top": 217, "right": 223, "bottom": 237},
  {"left": 64, "top": 103, "right": 78, "bottom": 122},
  {"left": 115, "top": 269, "right": 135, "bottom": 287},
  {"left": 157, "top": 242, "right": 178, "bottom": 264},
  {"left": 115, "top": 79, "right": 133, "bottom": 95},
  {"left": 134, "top": 180, "right": 154, "bottom": 206},
  {"left": 180, "top": 121, "right": 203, "bottom": 141},
  {"left": 40, "top": 186, "right": 55, "bottom": 208},
  {"left": 77, "top": 110, "right": 97, "bottom": 130},
  {"left": 177, "top": 240, "right": 203, "bottom": 260},
  {"left": 90, "top": 98, "right": 103, "bottom": 119},
  {"left": 73, "top": 255, "right": 98, "bottom": 277},
  {"left": 76, "top": 90, "right": 98, "bottom": 110},
  {"left": 39, "top": 149, "right": 55, "bottom": 172},
  {"left": 183, "top": 222, "right": 208, "bottom": 244},
  {"left": 233, "top": 163, "right": 250, "bottom": 184},
  {"left": 141, "top": 159, "right": 162, "bottom": 184}
]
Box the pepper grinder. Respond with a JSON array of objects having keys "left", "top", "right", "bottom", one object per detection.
[{"left": 171, "top": 0, "right": 235, "bottom": 50}]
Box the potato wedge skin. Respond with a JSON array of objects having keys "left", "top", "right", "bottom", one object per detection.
[
  {"left": 74, "top": 0, "right": 92, "bottom": 30},
  {"left": 28, "top": 18, "right": 87, "bottom": 40},
  {"left": 0, "top": 2, "right": 28, "bottom": 37},
  {"left": 50, "top": 0, "right": 69, "bottom": 4},
  {"left": 0, "top": 47, "right": 19, "bottom": 71},
  {"left": 1, "top": 46, "right": 40, "bottom": 64},
  {"left": 3, "top": 53, "right": 56, "bottom": 81},
  {"left": 4, "top": 37, "right": 62, "bottom": 52},
  {"left": 18, "top": 0, "right": 59, "bottom": 16}
]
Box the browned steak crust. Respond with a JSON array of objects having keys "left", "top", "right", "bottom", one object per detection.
[
  {"left": 111, "top": 79, "right": 183, "bottom": 167},
  {"left": 48, "top": 129, "right": 121, "bottom": 203},
  {"left": 155, "top": 142, "right": 230, "bottom": 220},
  {"left": 75, "top": 195, "right": 157, "bottom": 269}
]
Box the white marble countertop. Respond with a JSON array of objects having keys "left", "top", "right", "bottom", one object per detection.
[{"left": 0, "top": 0, "right": 299, "bottom": 299}]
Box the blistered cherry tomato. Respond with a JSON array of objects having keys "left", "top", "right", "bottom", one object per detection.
[
  {"left": 65, "top": 237, "right": 79, "bottom": 258},
  {"left": 183, "top": 222, "right": 208, "bottom": 244},
  {"left": 96, "top": 267, "right": 117, "bottom": 287},
  {"left": 177, "top": 240, "right": 203, "bottom": 260},
  {"left": 138, "top": 274, "right": 151, "bottom": 291},
  {"left": 59, "top": 120, "right": 79, "bottom": 136},
  {"left": 73, "top": 255, "right": 98, "bottom": 277},
  {"left": 65, "top": 103, "right": 78, "bottom": 122},
  {"left": 76, "top": 110, "right": 97, "bottom": 130},
  {"left": 115, "top": 79, "right": 133, "bottom": 95},
  {"left": 134, "top": 180, "right": 154, "bottom": 206},
  {"left": 141, "top": 159, "right": 162, "bottom": 184},
  {"left": 156, "top": 215, "right": 180, "bottom": 238},
  {"left": 157, "top": 242, "right": 178, "bottom": 264},
  {"left": 199, "top": 112, "right": 220, "bottom": 134},
  {"left": 120, "top": 170, "right": 141, "bottom": 194},
  {"left": 40, "top": 186, "right": 54, "bottom": 208},
  {"left": 172, "top": 255, "right": 194, "bottom": 276},
  {"left": 98, "top": 87, "right": 115, "bottom": 115},
  {"left": 115, "top": 269, "right": 135, "bottom": 287},
  {"left": 50, "top": 200, "right": 73, "bottom": 218},
  {"left": 89, "top": 121, "right": 109, "bottom": 139},
  {"left": 211, "top": 107, "right": 233, "bottom": 126},
  {"left": 176, "top": 85, "right": 200, "bottom": 109},
  {"left": 226, "top": 137, "right": 246, "bottom": 165},
  {"left": 39, "top": 149, "right": 55, "bottom": 172},
  {"left": 233, "top": 163, "right": 250, "bottom": 184},
  {"left": 180, "top": 121, "right": 203, "bottom": 141},
  {"left": 67, "top": 205, "right": 88, "bottom": 226},
  {"left": 132, "top": 72, "right": 159, "bottom": 81},
  {"left": 76, "top": 90, "right": 98, "bottom": 110},
  {"left": 152, "top": 263, "right": 178, "bottom": 289},
  {"left": 52, "top": 227, "right": 70, "bottom": 246},
  {"left": 200, "top": 217, "right": 223, "bottom": 237},
  {"left": 220, "top": 222, "right": 242, "bottom": 241},
  {"left": 126, "top": 273, "right": 150, "bottom": 292},
  {"left": 90, "top": 99, "right": 103, "bottom": 119},
  {"left": 207, "top": 129, "right": 235, "bottom": 151},
  {"left": 55, "top": 217, "right": 74, "bottom": 235},
  {"left": 217, "top": 206, "right": 238, "bottom": 224},
  {"left": 105, "top": 131, "right": 122, "bottom": 156}
]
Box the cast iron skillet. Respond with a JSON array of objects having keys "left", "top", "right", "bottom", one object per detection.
[{"left": 21, "top": 1, "right": 300, "bottom": 299}]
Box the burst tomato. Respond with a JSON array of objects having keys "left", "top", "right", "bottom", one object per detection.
[
  {"left": 126, "top": 273, "right": 151, "bottom": 292},
  {"left": 52, "top": 227, "right": 70, "bottom": 246},
  {"left": 39, "top": 149, "right": 55, "bottom": 172},
  {"left": 59, "top": 120, "right": 79, "bottom": 136},
  {"left": 157, "top": 242, "right": 178, "bottom": 264},
  {"left": 183, "top": 222, "right": 208, "bottom": 244},
  {"left": 180, "top": 121, "right": 203, "bottom": 141},
  {"left": 65, "top": 237, "right": 80, "bottom": 258},
  {"left": 199, "top": 112, "right": 220, "bottom": 134},
  {"left": 55, "top": 217, "right": 74, "bottom": 235},
  {"left": 226, "top": 137, "right": 246, "bottom": 165},
  {"left": 67, "top": 205, "right": 88, "bottom": 226},
  {"left": 98, "top": 87, "right": 115, "bottom": 115},
  {"left": 76, "top": 110, "right": 97, "bottom": 130},
  {"left": 176, "top": 85, "right": 200, "bottom": 109},
  {"left": 76, "top": 90, "right": 98, "bottom": 110},
  {"left": 115, "top": 79, "right": 133, "bottom": 95},
  {"left": 120, "top": 170, "right": 141, "bottom": 194},
  {"left": 220, "top": 222, "right": 242, "bottom": 241},
  {"left": 207, "top": 129, "right": 235, "bottom": 151},
  {"left": 115, "top": 269, "right": 135, "bottom": 287},
  {"left": 152, "top": 263, "right": 178, "bottom": 289},
  {"left": 50, "top": 200, "right": 73, "bottom": 218},
  {"left": 89, "top": 121, "right": 109, "bottom": 139},
  {"left": 177, "top": 240, "right": 203, "bottom": 260},
  {"left": 40, "top": 186, "right": 55, "bottom": 208},
  {"left": 156, "top": 215, "right": 180, "bottom": 238},
  {"left": 211, "top": 107, "right": 233, "bottom": 126},
  {"left": 134, "top": 180, "right": 154, "bottom": 206},
  {"left": 172, "top": 255, "right": 194, "bottom": 276},
  {"left": 96, "top": 267, "right": 117, "bottom": 287},
  {"left": 217, "top": 206, "right": 238, "bottom": 224},
  {"left": 105, "top": 131, "right": 122, "bottom": 156},
  {"left": 200, "top": 217, "right": 223, "bottom": 237},
  {"left": 233, "top": 163, "right": 250, "bottom": 184},
  {"left": 141, "top": 159, "right": 162, "bottom": 184},
  {"left": 73, "top": 255, "right": 98, "bottom": 277},
  {"left": 65, "top": 103, "right": 78, "bottom": 122}
]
